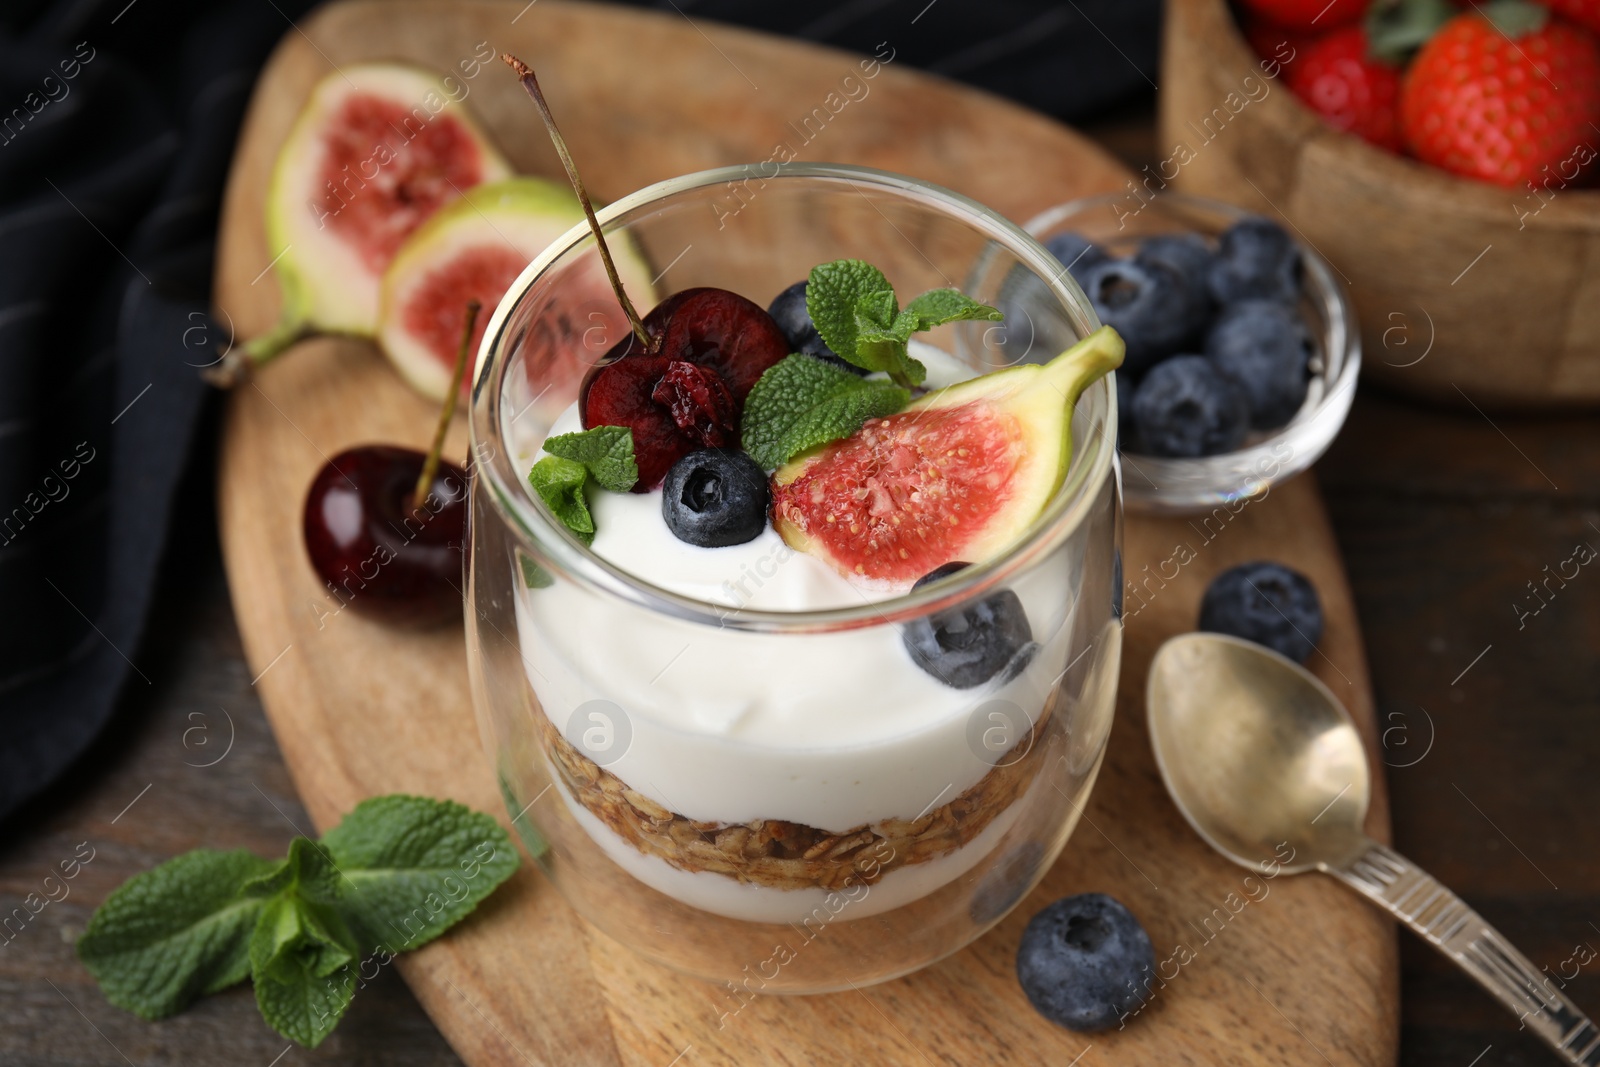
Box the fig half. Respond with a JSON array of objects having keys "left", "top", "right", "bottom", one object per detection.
[
  {"left": 772, "top": 326, "right": 1124, "bottom": 588},
  {"left": 377, "top": 178, "right": 657, "bottom": 408},
  {"left": 248, "top": 63, "right": 512, "bottom": 362}
]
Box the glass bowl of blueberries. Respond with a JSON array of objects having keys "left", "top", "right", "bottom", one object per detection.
[{"left": 1018, "top": 192, "right": 1360, "bottom": 515}]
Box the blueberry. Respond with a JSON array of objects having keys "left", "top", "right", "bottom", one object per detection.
[
  {"left": 1016, "top": 893, "right": 1155, "bottom": 1032},
  {"left": 1198, "top": 561, "right": 1324, "bottom": 663},
  {"left": 1129, "top": 355, "right": 1249, "bottom": 458},
  {"left": 1206, "top": 216, "right": 1302, "bottom": 304},
  {"left": 1137, "top": 232, "right": 1212, "bottom": 285},
  {"left": 767, "top": 280, "right": 867, "bottom": 375},
  {"left": 1203, "top": 299, "right": 1313, "bottom": 429},
  {"left": 661, "top": 449, "right": 770, "bottom": 548},
  {"left": 903, "top": 563, "right": 1034, "bottom": 689},
  {"left": 1043, "top": 231, "right": 1109, "bottom": 286},
  {"left": 1080, "top": 258, "right": 1207, "bottom": 373}
]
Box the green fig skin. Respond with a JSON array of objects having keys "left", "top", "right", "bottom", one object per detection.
[
  {"left": 376, "top": 177, "right": 658, "bottom": 406},
  {"left": 242, "top": 63, "right": 514, "bottom": 369}
]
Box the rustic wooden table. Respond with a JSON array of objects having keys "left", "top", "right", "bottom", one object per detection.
[{"left": 3, "top": 119, "right": 1597, "bottom": 1066}]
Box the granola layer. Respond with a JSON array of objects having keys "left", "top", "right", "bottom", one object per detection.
[{"left": 537, "top": 693, "right": 1053, "bottom": 892}]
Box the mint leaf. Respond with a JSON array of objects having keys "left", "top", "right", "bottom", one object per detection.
[
  {"left": 542, "top": 425, "right": 638, "bottom": 492},
  {"left": 854, "top": 288, "right": 899, "bottom": 333},
  {"left": 245, "top": 838, "right": 360, "bottom": 1048},
  {"left": 851, "top": 288, "right": 921, "bottom": 382},
  {"left": 320, "top": 795, "right": 519, "bottom": 954},
  {"left": 805, "top": 260, "right": 1004, "bottom": 389},
  {"left": 807, "top": 259, "right": 894, "bottom": 365},
  {"left": 249, "top": 892, "right": 359, "bottom": 1048},
  {"left": 898, "top": 288, "right": 1003, "bottom": 332},
  {"left": 243, "top": 837, "right": 343, "bottom": 905},
  {"left": 76, "top": 849, "right": 277, "bottom": 1020},
  {"left": 528, "top": 455, "right": 594, "bottom": 545},
  {"left": 742, "top": 355, "right": 910, "bottom": 470}
]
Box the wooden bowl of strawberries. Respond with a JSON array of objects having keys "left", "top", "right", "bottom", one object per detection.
[{"left": 1159, "top": 0, "right": 1600, "bottom": 407}]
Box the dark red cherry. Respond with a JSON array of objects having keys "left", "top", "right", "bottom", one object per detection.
[
  {"left": 578, "top": 287, "right": 789, "bottom": 491},
  {"left": 651, "top": 361, "right": 737, "bottom": 447},
  {"left": 302, "top": 445, "right": 468, "bottom": 627},
  {"left": 654, "top": 288, "right": 789, "bottom": 400},
  {"left": 581, "top": 353, "right": 690, "bottom": 491}
]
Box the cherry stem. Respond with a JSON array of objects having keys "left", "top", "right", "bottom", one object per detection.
[
  {"left": 412, "top": 300, "right": 480, "bottom": 511},
  {"left": 501, "top": 53, "right": 652, "bottom": 352}
]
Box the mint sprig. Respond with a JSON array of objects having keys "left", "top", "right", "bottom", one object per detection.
[
  {"left": 77, "top": 795, "right": 518, "bottom": 1049},
  {"left": 529, "top": 425, "right": 639, "bottom": 544},
  {"left": 806, "top": 259, "right": 1002, "bottom": 388},
  {"left": 742, "top": 355, "right": 910, "bottom": 470},
  {"left": 244, "top": 837, "right": 358, "bottom": 1044}
]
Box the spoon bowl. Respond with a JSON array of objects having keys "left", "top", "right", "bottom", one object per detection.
[
  {"left": 1147, "top": 632, "right": 1600, "bottom": 1065},
  {"left": 1147, "top": 632, "right": 1369, "bottom": 874}
]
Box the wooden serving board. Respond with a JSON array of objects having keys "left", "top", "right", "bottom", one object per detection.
[{"left": 214, "top": 2, "right": 1398, "bottom": 1063}]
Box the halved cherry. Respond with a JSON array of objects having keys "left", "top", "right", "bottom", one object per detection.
[
  {"left": 579, "top": 287, "right": 789, "bottom": 490},
  {"left": 581, "top": 354, "right": 688, "bottom": 490},
  {"left": 498, "top": 64, "right": 791, "bottom": 493},
  {"left": 654, "top": 288, "right": 789, "bottom": 401}
]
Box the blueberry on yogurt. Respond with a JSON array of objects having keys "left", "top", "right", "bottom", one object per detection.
[{"left": 661, "top": 449, "right": 770, "bottom": 548}]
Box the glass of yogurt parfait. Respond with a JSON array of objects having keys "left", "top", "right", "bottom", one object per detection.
[{"left": 466, "top": 162, "right": 1122, "bottom": 993}]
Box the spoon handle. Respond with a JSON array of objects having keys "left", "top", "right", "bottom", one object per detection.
[{"left": 1330, "top": 839, "right": 1599, "bottom": 1064}]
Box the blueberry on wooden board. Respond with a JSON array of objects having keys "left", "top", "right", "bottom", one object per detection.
[
  {"left": 1016, "top": 892, "right": 1156, "bottom": 1032},
  {"left": 1199, "top": 561, "right": 1325, "bottom": 663}
]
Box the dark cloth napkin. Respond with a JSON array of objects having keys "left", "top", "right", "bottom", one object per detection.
[
  {"left": 0, "top": 0, "right": 1156, "bottom": 822},
  {"left": 0, "top": 0, "right": 316, "bottom": 821}
]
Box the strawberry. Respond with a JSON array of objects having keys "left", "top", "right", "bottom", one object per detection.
[
  {"left": 1237, "top": 0, "right": 1367, "bottom": 32},
  {"left": 1286, "top": 26, "right": 1404, "bottom": 149},
  {"left": 1400, "top": 2, "right": 1600, "bottom": 186},
  {"left": 1537, "top": 0, "right": 1600, "bottom": 35}
]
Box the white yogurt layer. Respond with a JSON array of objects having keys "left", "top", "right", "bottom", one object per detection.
[{"left": 512, "top": 341, "right": 1083, "bottom": 832}]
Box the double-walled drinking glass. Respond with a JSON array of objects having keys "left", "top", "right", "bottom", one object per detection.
[{"left": 466, "top": 163, "right": 1122, "bottom": 993}]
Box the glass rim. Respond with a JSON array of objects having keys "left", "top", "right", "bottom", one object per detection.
[{"left": 469, "top": 161, "right": 1118, "bottom": 633}]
